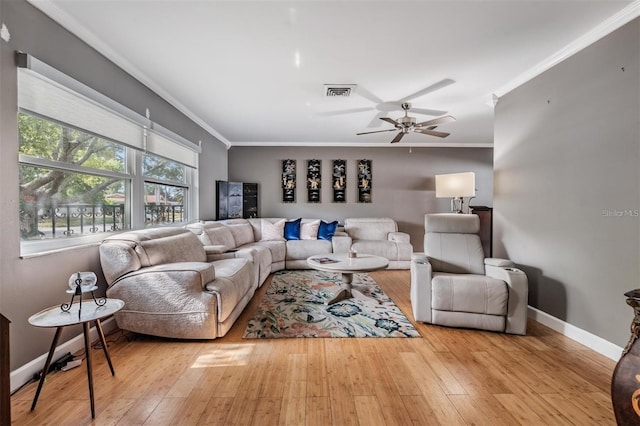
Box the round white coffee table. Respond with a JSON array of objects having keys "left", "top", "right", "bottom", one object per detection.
[{"left": 307, "top": 253, "right": 389, "bottom": 305}]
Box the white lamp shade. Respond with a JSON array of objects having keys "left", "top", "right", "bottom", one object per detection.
[{"left": 435, "top": 172, "right": 476, "bottom": 198}]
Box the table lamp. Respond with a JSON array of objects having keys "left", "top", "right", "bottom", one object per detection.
[{"left": 435, "top": 172, "right": 476, "bottom": 213}]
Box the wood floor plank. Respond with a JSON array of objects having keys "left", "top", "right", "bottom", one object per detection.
[
  {"left": 354, "top": 395, "right": 386, "bottom": 425},
  {"left": 250, "top": 397, "right": 281, "bottom": 426},
  {"left": 305, "top": 396, "right": 332, "bottom": 426},
  {"left": 197, "top": 396, "right": 234, "bottom": 425},
  {"left": 11, "top": 270, "right": 617, "bottom": 426}
]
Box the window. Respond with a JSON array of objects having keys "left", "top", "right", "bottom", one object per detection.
[
  {"left": 143, "top": 154, "right": 187, "bottom": 227},
  {"left": 19, "top": 112, "right": 130, "bottom": 241},
  {"left": 17, "top": 55, "right": 200, "bottom": 255}
]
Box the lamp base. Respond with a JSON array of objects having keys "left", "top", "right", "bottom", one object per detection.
[{"left": 450, "top": 197, "right": 465, "bottom": 214}]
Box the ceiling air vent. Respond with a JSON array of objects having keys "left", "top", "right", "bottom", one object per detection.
[{"left": 324, "top": 84, "right": 357, "bottom": 97}]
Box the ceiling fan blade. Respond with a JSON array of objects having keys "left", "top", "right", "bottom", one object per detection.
[
  {"left": 390, "top": 132, "right": 405, "bottom": 143},
  {"left": 410, "top": 107, "right": 448, "bottom": 116},
  {"left": 366, "top": 112, "right": 386, "bottom": 128},
  {"left": 318, "top": 107, "right": 375, "bottom": 117},
  {"left": 356, "top": 128, "right": 398, "bottom": 135},
  {"left": 416, "top": 129, "right": 450, "bottom": 138},
  {"left": 416, "top": 115, "right": 456, "bottom": 127},
  {"left": 399, "top": 78, "right": 456, "bottom": 102},
  {"left": 356, "top": 86, "right": 384, "bottom": 104},
  {"left": 380, "top": 117, "right": 399, "bottom": 126}
]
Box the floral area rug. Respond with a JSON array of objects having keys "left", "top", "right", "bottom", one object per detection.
[{"left": 243, "top": 270, "right": 420, "bottom": 338}]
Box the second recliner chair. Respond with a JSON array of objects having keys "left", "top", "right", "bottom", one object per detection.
[{"left": 410, "top": 213, "right": 528, "bottom": 335}]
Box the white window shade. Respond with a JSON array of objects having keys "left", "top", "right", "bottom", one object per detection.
[
  {"left": 146, "top": 130, "right": 198, "bottom": 168},
  {"left": 18, "top": 69, "right": 144, "bottom": 150}
]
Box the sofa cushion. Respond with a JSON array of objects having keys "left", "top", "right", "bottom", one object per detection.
[
  {"left": 206, "top": 258, "right": 254, "bottom": 322},
  {"left": 286, "top": 239, "right": 332, "bottom": 260},
  {"left": 300, "top": 219, "right": 320, "bottom": 240},
  {"left": 204, "top": 225, "right": 236, "bottom": 251},
  {"left": 345, "top": 218, "right": 397, "bottom": 241},
  {"left": 351, "top": 240, "right": 398, "bottom": 260},
  {"left": 253, "top": 240, "right": 286, "bottom": 263},
  {"left": 318, "top": 220, "right": 338, "bottom": 241},
  {"left": 284, "top": 218, "right": 302, "bottom": 240},
  {"left": 260, "top": 219, "right": 286, "bottom": 241},
  {"left": 99, "top": 241, "right": 141, "bottom": 285},
  {"left": 104, "top": 228, "right": 206, "bottom": 268},
  {"left": 225, "top": 222, "right": 255, "bottom": 246},
  {"left": 432, "top": 273, "right": 508, "bottom": 316}
]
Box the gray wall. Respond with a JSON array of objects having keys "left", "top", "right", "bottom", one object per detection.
[
  {"left": 229, "top": 146, "right": 494, "bottom": 251},
  {"left": 0, "top": 0, "right": 227, "bottom": 370},
  {"left": 494, "top": 18, "right": 640, "bottom": 347}
]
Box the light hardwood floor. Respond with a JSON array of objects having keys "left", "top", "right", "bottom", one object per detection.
[{"left": 11, "top": 270, "right": 617, "bottom": 425}]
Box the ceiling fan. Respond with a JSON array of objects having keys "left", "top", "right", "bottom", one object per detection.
[
  {"left": 356, "top": 102, "right": 455, "bottom": 143},
  {"left": 320, "top": 78, "right": 456, "bottom": 128}
]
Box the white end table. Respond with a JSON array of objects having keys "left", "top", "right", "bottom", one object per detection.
[
  {"left": 28, "top": 298, "right": 124, "bottom": 418},
  {"left": 307, "top": 253, "right": 389, "bottom": 304}
]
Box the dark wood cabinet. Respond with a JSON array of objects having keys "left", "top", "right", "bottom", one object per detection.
[
  {"left": 243, "top": 183, "right": 258, "bottom": 219},
  {"left": 470, "top": 206, "right": 493, "bottom": 258},
  {"left": 216, "top": 181, "right": 259, "bottom": 220}
]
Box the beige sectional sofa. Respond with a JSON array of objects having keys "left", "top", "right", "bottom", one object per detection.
[
  {"left": 99, "top": 217, "right": 412, "bottom": 339},
  {"left": 99, "top": 227, "right": 256, "bottom": 339}
]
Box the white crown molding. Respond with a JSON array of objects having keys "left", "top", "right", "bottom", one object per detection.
[
  {"left": 26, "top": 0, "right": 231, "bottom": 147},
  {"left": 229, "top": 141, "right": 494, "bottom": 148},
  {"left": 495, "top": 0, "right": 640, "bottom": 98}
]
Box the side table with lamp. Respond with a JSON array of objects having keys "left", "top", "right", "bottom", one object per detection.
[{"left": 28, "top": 272, "right": 124, "bottom": 419}]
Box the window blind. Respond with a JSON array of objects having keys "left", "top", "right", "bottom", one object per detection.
[
  {"left": 18, "top": 69, "right": 145, "bottom": 150},
  {"left": 17, "top": 54, "right": 200, "bottom": 168}
]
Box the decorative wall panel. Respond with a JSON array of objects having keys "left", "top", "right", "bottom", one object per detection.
[
  {"left": 357, "top": 159, "right": 372, "bottom": 203},
  {"left": 307, "top": 159, "right": 321, "bottom": 203},
  {"left": 332, "top": 160, "right": 346, "bottom": 203},
  {"left": 282, "top": 159, "right": 296, "bottom": 203}
]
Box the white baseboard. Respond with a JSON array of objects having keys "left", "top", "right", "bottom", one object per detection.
[
  {"left": 10, "top": 316, "right": 118, "bottom": 394},
  {"left": 528, "top": 306, "right": 623, "bottom": 361}
]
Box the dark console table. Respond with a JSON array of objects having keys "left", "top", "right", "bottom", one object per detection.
[{"left": 470, "top": 206, "right": 493, "bottom": 258}]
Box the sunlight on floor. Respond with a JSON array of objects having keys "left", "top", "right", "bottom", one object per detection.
[{"left": 190, "top": 343, "right": 256, "bottom": 368}]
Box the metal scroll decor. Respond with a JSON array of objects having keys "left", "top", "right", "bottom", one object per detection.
[
  {"left": 307, "top": 159, "right": 321, "bottom": 203},
  {"left": 332, "top": 160, "right": 346, "bottom": 203},
  {"left": 282, "top": 159, "right": 296, "bottom": 203},
  {"left": 357, "top": 159, "right": 372, "bottom": 203}
]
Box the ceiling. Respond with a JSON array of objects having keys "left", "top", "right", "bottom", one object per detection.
[{"left": 30, "top": 0, "right": 638, "bottom": 148}]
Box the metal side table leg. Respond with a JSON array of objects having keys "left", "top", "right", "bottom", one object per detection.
[
  {"left": 82, "top": 322, "right": 95, "bottom": 418},
  {"left": 95, "top": 319, "right": 115, "bottom": 376},
  {"left": 31, "top": 327, "right": 63, "bottom": 411}
]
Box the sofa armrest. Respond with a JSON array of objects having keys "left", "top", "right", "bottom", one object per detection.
[
  {"left": 410, "top": 254, "right": 433, "bottom": 323},
  {"left": 388, "top": 231, "right": 410, "bottom": 244},
  {"left": 484, "top": 258, "right": 514, "bottom": 268},
  {"left": 203, "top": 245, "right": 237, "bottom": 262},
  {"left": 486, "top": 265, "right": 528, "bottom": 335},
  {"left": 204, "top": 244, "right": 226, "bottom": 255},
  {"left": 331, "top": 233, "right": 352, "bottom": 253}
]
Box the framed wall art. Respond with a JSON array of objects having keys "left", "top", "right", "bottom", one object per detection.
[
  {"left": 357, "top": 159, "right": 372, "bottom": 203},
  {"left": 332, "top": 159, "right": 346, "bottom": 203},
  {"left": 307, "top": 159, "right": 321, "bottom": 203},
  {"left": 282, "top": 159, "right": 296, "bottom": 203}
]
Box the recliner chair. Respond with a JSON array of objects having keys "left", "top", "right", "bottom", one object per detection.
[{"left": 410, "top": 213, "right": 528, "bottom": 335}]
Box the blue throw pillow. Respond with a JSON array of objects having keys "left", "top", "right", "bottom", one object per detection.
[
  {"left": 284, "top": 218, "right": 301, "bottom": 240},
  {"left": 317, "top": 220, "right": 338, "bottom": 241}
]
